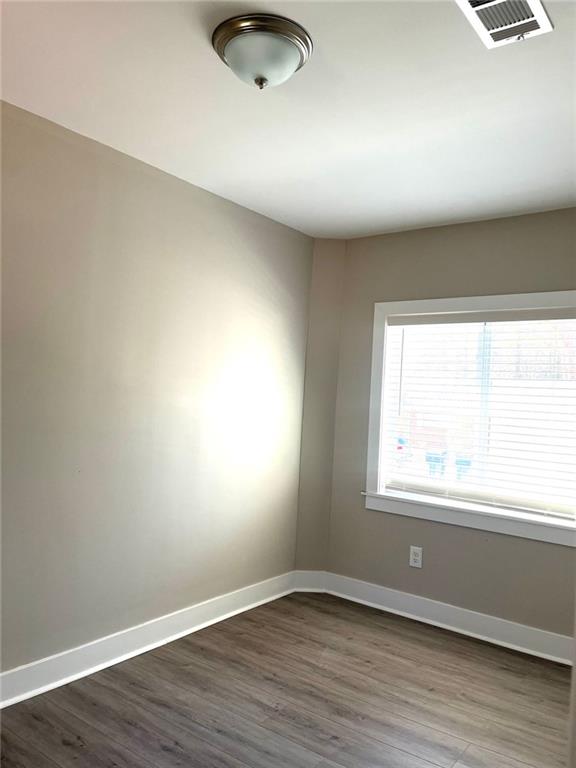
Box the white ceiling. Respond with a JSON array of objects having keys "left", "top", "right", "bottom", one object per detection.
[{"left": 2, "top": 1, "right": 575, "bottom": 238}]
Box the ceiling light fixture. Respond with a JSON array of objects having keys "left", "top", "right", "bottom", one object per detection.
[{"left": 212, "top": 14, "right": 313, "bottom": 90}]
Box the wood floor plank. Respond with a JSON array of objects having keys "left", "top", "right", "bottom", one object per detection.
[
  {"left": 60, "top": 663, "right": 327, "bottom": 768},
  {"left": 44, "top": 675, "right": 265, "bottom": 768},
  {"left": 266, "top": 594, "right": 570, "bottom": 696},
  {"left": 455, "top": 744, "right": 542, "bottom": 768},
  {"left": 177, "top": 616, "right": 566, "bottom": 767},
  {"left": 247, "top": 620, "right": 566, "bottom": 752},
  {"left": 155, "top": 632, "right": 468, "bottom": 766},
  {"left": 2, "top": 593, "right": 568, "bottom": 768},
  {"left": 284, "top": 593, "right": 569, "bottom": 685},
  {"left": 261, "top": 704, "right": 452, "bottom": 768},
  {"left": 125, "top": 647, "right": 283, "bottom": 724},
  {"left": 237, "top": 599, "right": 569, "bottom": 721},
  {"left": 0, "top": 697, "right": 156, "bottom": 768},
  {"left": 1, "top": 728, "right": 61, "bottom": 768},
  {"left": 240, "top": 595, "right": 570, "bottom": 712},
  {"left": 118, "top": 651, "right": 447, "bottom": 768},
  {"left": 219, "top": 608, "right": 568, "bottom": 731}
]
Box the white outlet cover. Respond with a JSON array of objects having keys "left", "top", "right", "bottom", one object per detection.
[{"left": 409, "top": 546, "right": 423, "bottom": 568}]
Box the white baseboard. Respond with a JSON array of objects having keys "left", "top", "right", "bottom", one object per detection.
[
  {"left": 2, "top": 569, "right": 572, "bottom": 709},
  {"left": 0, "top": 571, "right": 296, "bottom": 709}
]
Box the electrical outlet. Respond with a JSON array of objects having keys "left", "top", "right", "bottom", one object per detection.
[{"left": 409, "top": 545, "right": 423, "bottom": 569}]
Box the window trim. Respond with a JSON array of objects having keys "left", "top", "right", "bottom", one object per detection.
[{"left": 366, "top": 291, "right": 576, "bottom": 547}]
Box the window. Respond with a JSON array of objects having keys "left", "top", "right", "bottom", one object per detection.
[{"left": 366, "top": 292, "right": 576, "bottom": 546}]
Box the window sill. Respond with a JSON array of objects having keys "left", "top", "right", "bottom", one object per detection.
[{"left": 363, "top": 490, "right": 576, "bottom": 547}]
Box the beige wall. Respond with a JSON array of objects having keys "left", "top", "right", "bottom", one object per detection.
[
  {"left": 571, "top": 638, "right": 576, "bottom": 767},
  {"left": 296, "top": 240, "right": 346, "bottom": 570},
  {"left": 302, "top": 210, "right": 576, "bottom": 635},
  {"left": 1, "top": 103, "right": 313, "bottom": 670}
]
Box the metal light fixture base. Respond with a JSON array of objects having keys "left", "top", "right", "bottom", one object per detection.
[{"left": 212, "top": 13, "right": 313, "bottom": 80}]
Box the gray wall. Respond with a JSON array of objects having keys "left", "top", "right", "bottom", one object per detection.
[
  {"left": 1, "top": 104, "right": 313, "bottom": 670},
  {"left": 300, "top": 209, "right": 576, "bottom": 635}
]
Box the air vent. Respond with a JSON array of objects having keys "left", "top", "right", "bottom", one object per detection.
[
  {"left": 477, "top": 1, "right": 533, "bottom": 30},
  {"left": 454, "top": 0, "right": 553, "bottom": 48},
  {"left": 490, "top": 18, "right": 540, "bottom": 40}
]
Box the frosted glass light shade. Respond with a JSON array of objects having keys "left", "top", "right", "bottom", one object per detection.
[
  {"left": 224, "top": 32, "right": 302, "bottom": 89},
  {"left": 212, "top": 14, "right": 313, "bottom": 90}
]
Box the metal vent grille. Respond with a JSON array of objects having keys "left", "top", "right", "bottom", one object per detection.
[
  {"left": 455, "top": 0, "right": 553, "bottom": 48},
  {"left": 477, "top": 0, "right": 534, "bottom": 31},
  {"left": 490, "top": 17, "right": 540, "bottom": 40}
]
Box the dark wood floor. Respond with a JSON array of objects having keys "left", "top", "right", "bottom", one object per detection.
[{"left": 1, "top": 593, "right": 571, "bottom": 768}]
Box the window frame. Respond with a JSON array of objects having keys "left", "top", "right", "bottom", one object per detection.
[{"left": 365, "top": 291, "right": 576, "bottom": 547}]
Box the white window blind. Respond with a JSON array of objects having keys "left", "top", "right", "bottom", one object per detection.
[{"left": 380, "top": 317, "right": 576, "bottom": 519}]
